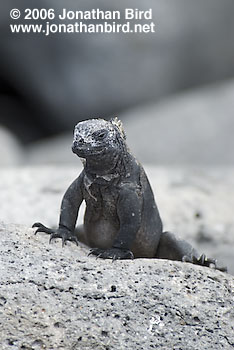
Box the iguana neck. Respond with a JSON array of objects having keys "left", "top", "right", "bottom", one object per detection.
[{"left": 84, "top": 151, "right": 122, "bottom": 177}]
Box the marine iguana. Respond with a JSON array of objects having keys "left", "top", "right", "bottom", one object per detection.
[{"left": 33, "top": 118, "right": 226, "bottom": 271}]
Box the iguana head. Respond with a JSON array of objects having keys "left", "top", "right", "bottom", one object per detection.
[{"left": 72, "top": 118, "right": 126, "bottom": 160}]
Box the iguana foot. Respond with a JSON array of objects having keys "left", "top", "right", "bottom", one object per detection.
[
  {"left": 32, "top": 222, "right": 79, "bottom": 247},
  {"left": 89, "top": 247, "right": 134, "bottom": 260},
  {"left": 182, "top": 253, "right": 227, "bottom": 272}
]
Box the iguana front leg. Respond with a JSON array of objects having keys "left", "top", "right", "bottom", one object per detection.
[
  {"left": 89, "top": 186, "right": 141, "bottom": 260},
  {"left": 33, "top": 174, "right": 84, "bottom": 246}
]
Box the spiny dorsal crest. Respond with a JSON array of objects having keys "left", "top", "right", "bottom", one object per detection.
[{"left": 110, "top": 117, "right": 126, "bottom": 140}]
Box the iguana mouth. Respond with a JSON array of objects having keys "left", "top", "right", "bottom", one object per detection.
[{"left": 72, "top": 145, "right": 105, "bottom": 158}]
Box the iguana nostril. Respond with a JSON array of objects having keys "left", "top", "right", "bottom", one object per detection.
[
  {"left": 76, "top": 137, "right": 84, "bottom": 145},
  {"left": 72, "top": 138, "right": 84, "bottom": 149}
]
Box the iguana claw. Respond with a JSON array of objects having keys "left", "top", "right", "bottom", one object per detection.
[
  {"left": 32, "top": 222, "right": 79, "bottom": 247},
  {"left": 89, "top": 247, "right": 134, "bottom": 260},
  {"left": 183, "top": 253, "right": 227, "bottom": 272}
]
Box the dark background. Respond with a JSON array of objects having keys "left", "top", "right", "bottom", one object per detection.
[{"left": 1, "top": 0, "right": 234, "bottom": 144}]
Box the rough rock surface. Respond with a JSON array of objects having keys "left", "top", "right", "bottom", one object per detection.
[{"left": 0, "top": 222, "right": 233, "bottom": 350}]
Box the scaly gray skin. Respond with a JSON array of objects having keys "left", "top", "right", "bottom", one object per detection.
[{"left": 33, "top": 118, "right": 227, "bottom": 271}]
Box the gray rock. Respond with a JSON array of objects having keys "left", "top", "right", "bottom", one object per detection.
[
  {"left": 0, "top": 166, "right": 233, "bottom": 274},
  {"left": 0, "top": 126, "right": 23, "bottom": 166},
  {"left": 122, "top": 79, "right": 234, "bottom": 165},
  {"left": 26, "top": 134, "right": 76, "bottom": 165},
  {"left": 25, "top": 79, "right": 234, "bottom": 166},
  {"left": 0, "top": 222, "right": 233, "bottom": 349}
]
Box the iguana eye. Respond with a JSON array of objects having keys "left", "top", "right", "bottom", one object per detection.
[
  {"left": 92, "top": 129, "right": 108, "bottom": 140},
  {"left": 98, "top": 132, "right": 106, "bottom": 138}
]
